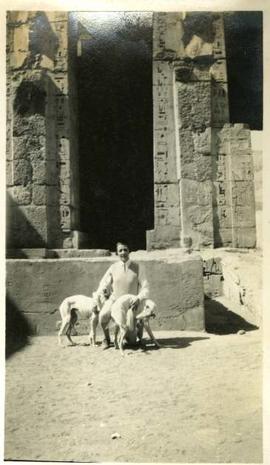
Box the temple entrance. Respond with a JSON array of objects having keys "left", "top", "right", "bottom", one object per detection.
[{"left": 74, "top": 13, "right": 154, "bottom": 251}]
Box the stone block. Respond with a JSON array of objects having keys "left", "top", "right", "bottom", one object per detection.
[
  {"left": 52, "top": 249, "right": 111, "bottom": 258},
  {"left": 153, "top": 61, "right": 174, "bottom": 87},
  {"left": 6, "top": 251, "right": 204, "bottom": 333},
  {"left": 230, "top": 157, "right": 253, "bottom": 181},
  {"left": 13, "top": 159, "right": 32, "bottom": 185},
  {"left": 13, "top": 115, "right": 46, "bottom": 138},
  {"left": 181, "top": 178, "right": 214, "bottom": 248},
  {"left": 193, "top": 127, "right": 211, "bottom": 155},
  {"left": 153, "top": 13, "right": 184, "bottom": 60},
  {"left": 147, "top": 226, "right": 180, "bottom": 250},
  {"left": 233, "top": 206, "right": 256, "bottom": 228},
  {"left": 6, "top": 248, "right": 49, "bottom": 259},
  {"left": 6, "top": 205, "right": 48, "bottom": 248},
  {"left": 33, "top": 185, "right": 47, "bottom": 205},
  {"left": 177, "top": 81, "right": 211, "bottom": 131},
  {"left": 214, "top": 205, "right": 232, "bottom": 229},
  {"left": 13, "top": 136, "right": 29, "bottom": 160},
  {"left": 212, "top": 181, "right": 231, "bottom": 207},
  {"left": 214, "top": 227, "right": 233, "bottom": 247},
  {"left": 153, "top": 64, "right": 178, "bottom": 184},
  {"left": 178, "top": 129, "right": 212, "bottom": 182},
  {"left": 8, "top": 185, "right": 32, "bottom": 205},
  {"left": 204, "top": 274, "right": 224, "bottom": 298},
  {"left": 203, "top": 257, "right": 222, "bottom": 275},
  {"left": 32, "top": 160, "right": 46, "bottom": 184},
  {"left": 155, "top": 205, "right": 181, "bottom": 226},
  {"left": 231, "top": 181, "right": 255, "bottom": 207},
  {"left": 233, "top": 227, "right": 256, "bottom": 248},
  {"left": 154, "top": 183, "right": 180, "bottom": 207}
]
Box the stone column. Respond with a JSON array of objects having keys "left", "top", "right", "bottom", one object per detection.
[
  {"left": 147, "top": 12, "right": 256, "bottom": 250},
  {"left": 6, "top": 11, "right": 81, "bottom": 250}
]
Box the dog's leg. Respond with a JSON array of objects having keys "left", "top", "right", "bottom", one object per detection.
[
  {"left": 66, "top": 310, "right": 78, "bottom": 346},
  {"left": 143, "top": 321, "right": 161, "bottom": 348},
  {"left": 136, "top": 320, "right": 144, "bottom": 344},
  {"left": 58, "top": 317, "right": 70, "bottom": 347},
  {"left": 89, "top": 312, "right": 98, "bottom": 346},
  {"left": 114, "top": 324, "right": 120, "bottom": 349},
  {"left": 119, "top": 327, "right": 127, "bottom": 356}
]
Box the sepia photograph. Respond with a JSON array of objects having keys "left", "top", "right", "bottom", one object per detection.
[{"left": 3, "top": 4, "right": 266, "bottom": 463}]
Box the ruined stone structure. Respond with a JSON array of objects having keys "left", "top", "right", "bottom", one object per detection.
[
  {"left": 147, "top": 12, "right": 256, "bottom": 250},
  {"left": 6, "top": 11, "right": 81, "bottom": 249},
  {"left": 6, "top": 11, "right": 256, "bottom": 252}
]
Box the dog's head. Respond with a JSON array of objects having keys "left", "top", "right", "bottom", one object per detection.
[{"left": 136, "top": 299, "right": 157, "bottom": 320}]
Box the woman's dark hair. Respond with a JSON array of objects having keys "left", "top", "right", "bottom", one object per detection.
[{"left": 116, "top": 241, "right": 129, "bottom": 254}]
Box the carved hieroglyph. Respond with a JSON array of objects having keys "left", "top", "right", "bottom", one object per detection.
[
  {"left": 6, "top": 12, "right": 79, "bottom": 248},
  {"left": 147, "top": 12, "right": 256, "bottom": 249}
]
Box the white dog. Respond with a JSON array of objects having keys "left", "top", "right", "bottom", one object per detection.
[
  {"left": 53, "top": 292, "right": 106, "bottom": 347},
  {"left": 111, "top": 294, "right": 160, "bottom": 356}
]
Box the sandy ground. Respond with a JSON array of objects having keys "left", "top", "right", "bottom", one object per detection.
[{"left": 5, "top": 328, "right": 262, "bottom": 463}]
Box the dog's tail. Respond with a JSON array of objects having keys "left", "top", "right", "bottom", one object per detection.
[{"left": 50, "top": 308, "right": 58, "bottom": 315}]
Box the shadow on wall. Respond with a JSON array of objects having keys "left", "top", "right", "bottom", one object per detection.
[
  {"left": 6, "top": 193, "right": 47, "bottom": 249},
  {"left": 205, "top": 296, "right": 258, "bottom": 334},
  {"left": 6, "top": 294, "right": 34, "bottom": 359}
]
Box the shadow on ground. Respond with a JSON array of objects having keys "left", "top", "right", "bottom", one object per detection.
[
  {"left": 153, "top": 336, "right": 209, "bottom": 349},
  {"left": 6, "top": 295, "right": 34, "bottom": 359},
  {"left": 205, "top": 296, "right": 258, "bottom": 335}
]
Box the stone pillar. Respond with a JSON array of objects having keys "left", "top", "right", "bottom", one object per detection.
[
  {"left": 213, "top": 124, "right": 256, "bottom": 247},
  {"left": 6, "top": 11, "right": 80, "bottom": 249},
  {"left": 147, "top": 12, "right": 256, "bottom": 250}
]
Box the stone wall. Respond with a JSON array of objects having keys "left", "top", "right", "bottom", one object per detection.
[
  {"left": 6, "top": 12, "right": 79, "bottom": 249},
  {"left": 147, "top": 12, "right": 256, "bottom": 250},
  {"left": 6, "top": 251, "right": 205, "bottom": 334}
]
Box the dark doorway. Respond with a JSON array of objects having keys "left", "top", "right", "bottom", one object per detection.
[
  {"left": 74, "top": 12, "right": 154, "bottom": 251},
  {"left": 224, "top": 11, "right": 263, "bottom": 130}
]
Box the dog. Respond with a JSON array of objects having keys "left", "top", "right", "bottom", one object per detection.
[
  {"left": 110, "top": 294, "right": 160, "bottom": 356},
  {"left": 52, "top": 292, "right": 106, "bottom": 347}
]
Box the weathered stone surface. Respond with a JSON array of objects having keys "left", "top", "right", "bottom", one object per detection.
[
  {"left": 153, "top": 13, "right": 184, "bottom": 60},
  {"left": 233, "top": 228, "right": 256, "bottom": 248},
  {"left": 6, "top": 205, "right": 48, "bottom": 248},
  {"left": 230, "top": 156, "right": 253, "bottom": 181},
  {"left": 7, "top": 11, "right": 80, "bottom": 249},
  {"left": 231, "top": 181, "right": 255, "bottom": 206},
  {"left": 211, "top": 81, "right": 230, "bottom": 127},
  {"left": 6, "top": 252, "right": 204, "bottom": 333},
  {"left": 181, "top": 178, "right": 214, "bottom": 248},
  {"left": 179, "top": 129, "right": 212, "bottom": 181},
  {"left": 8, "top": 185, "right": 32, "bottom": 205},
  {"left": 214, "top": 205, "right": 232, "bottom": 229},
  {"left": 13, "top": 115, "right": 46, "bottom": 137},
  {"left": 32, "top": 185, "right": 47, "bottom": 205},
  {"left": 6, "top": 248, "right": 49, "bottom": 259},
  {"left": 13, "top": 159, "right": 32, "bottom": 185},
  {"left": 177, "top": 81, "right": 212, "bottom": 130},
  {"left": 32, "top": 160, "right": 46, "bottom": 184},
  {"left": 147, "top": 226, "right": 180, "bottom": 250},
  {"left": 6, "top": 162, "right": 13, "bottom": 186},
  {"left": 52, "top": 248, "right": 111, "bottom": 258},
  {"left": 193, "top": 127, "right": 212, "bottom": 155},
  {"left": 215, "top": 228, "right": 233, "bottom": 247}
]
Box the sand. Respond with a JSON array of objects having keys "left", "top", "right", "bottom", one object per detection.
[{"left": 4, "top": 328, "right": 262, "bottom": 463}]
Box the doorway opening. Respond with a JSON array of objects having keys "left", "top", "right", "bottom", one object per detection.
[{"left": 73, "top": 12, "right": 154, "bottom": 251}]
